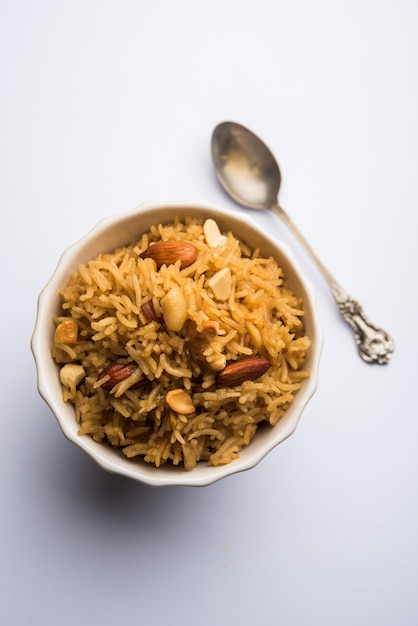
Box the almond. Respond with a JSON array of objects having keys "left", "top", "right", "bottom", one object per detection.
[
  {"left": 216, "top": 357, "right": 271, "bottom": 387},
  {"left": 98, "top": 362, "right": 143, "bottom": 390},
  {"left": 141, "top": 300, "right": 160, "bottom": 323},
  {"left": 140, "top": 240, "right": 198, "bottom": 269}
]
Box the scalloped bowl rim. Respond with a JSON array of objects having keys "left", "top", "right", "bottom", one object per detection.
[{"left": 31, "top": 201, "right": 323, "bottom": 487}]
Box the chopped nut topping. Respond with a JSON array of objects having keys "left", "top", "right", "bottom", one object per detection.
[
  {"left": 207, "top": 267, "right": 232, "bottom": 301},
  {"left": 140, "top": 241, "right": 197, "bottom": 268},
  {"left": 161, "top": 285, "right": 188, "bottom": 331},
  {"left": 54, "top": 319, "right": 78, "bottom": 344},
  {"left": 59, "top": 363, "right": 86, "bottom": 395},
  {"left": 216, "top": 357, "right": 271, "bottom": 387},
  {"left": 166, "top": 389, "right": 195, "bottom": 414},
  {"left": 141, "top": 300, "right": 160, "bottom": 323},
  {"left": 203, "top": 218, "right": 227, "bottom": 248},
  {"left": 98, "top": 362, "right": 143, "bottom": 391}
]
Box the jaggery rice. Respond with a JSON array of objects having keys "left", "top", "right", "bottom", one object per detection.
[{"left": 52, "top": 217, "right": 311, "bottom": 469}]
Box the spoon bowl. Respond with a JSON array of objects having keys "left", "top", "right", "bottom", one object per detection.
[
  {"left": 211, "top": 121, "right": 395, "bottom": 365},
  {"left": 211, "top": 122, "right": 281, "bottom": 209}
]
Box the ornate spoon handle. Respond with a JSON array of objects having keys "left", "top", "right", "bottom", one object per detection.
[
  {"left": 332, "top": 285, "right": 394, "bottom": 364},
  {"left": 272, "top": 203, "right": 395, "bottom": 364}
]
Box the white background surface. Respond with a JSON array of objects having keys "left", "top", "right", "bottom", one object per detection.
[{"left": 1, "top": 1, "right": 417, "bottom": 624}]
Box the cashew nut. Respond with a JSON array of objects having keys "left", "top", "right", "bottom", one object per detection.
[
  {"left": 203, "top": 218, "right": 227, "bottom": 248},
  {"left": 166, "top": 389, "right": 195, "bottom": 414},
  {"left": 207, "top": 267, "right": 231, "bottom": 301},
  {"left": 161, "top": 285, "right": 188, "bottom": 331},
  {"left": 59, "top": 363, "right": 86, "bottom": 396},
  {"left": 54, "top": 319, "right": 78, "bottom": 344}
]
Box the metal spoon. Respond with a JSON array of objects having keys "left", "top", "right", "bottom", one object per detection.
[{"left": 211, "top": 121, "right": 394, "bottom": 364}]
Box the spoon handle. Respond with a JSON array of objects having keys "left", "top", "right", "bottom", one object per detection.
[{"left": 272, "top": 203, "right": 394, "bottom": 364}]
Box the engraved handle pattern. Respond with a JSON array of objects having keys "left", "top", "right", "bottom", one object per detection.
[{"left": 333, "top": 286, "right": 395, "bottom": 364}]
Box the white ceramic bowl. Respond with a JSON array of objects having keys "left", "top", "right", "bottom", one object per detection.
[{"left": 31, "top": 201, "right": 323, "bottom": 487}]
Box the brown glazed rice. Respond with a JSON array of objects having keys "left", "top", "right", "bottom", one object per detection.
[{"left": 52, "top": 216, "right": 311, "bottom": 469}]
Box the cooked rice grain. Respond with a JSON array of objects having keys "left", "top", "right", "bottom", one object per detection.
[{"left": 52, "top": 216, "right": 310, "bottom": 469}]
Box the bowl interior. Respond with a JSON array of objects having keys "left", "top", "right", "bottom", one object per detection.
[{"left": 32, "top": 202, "right": 322, "bottom": 487}]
